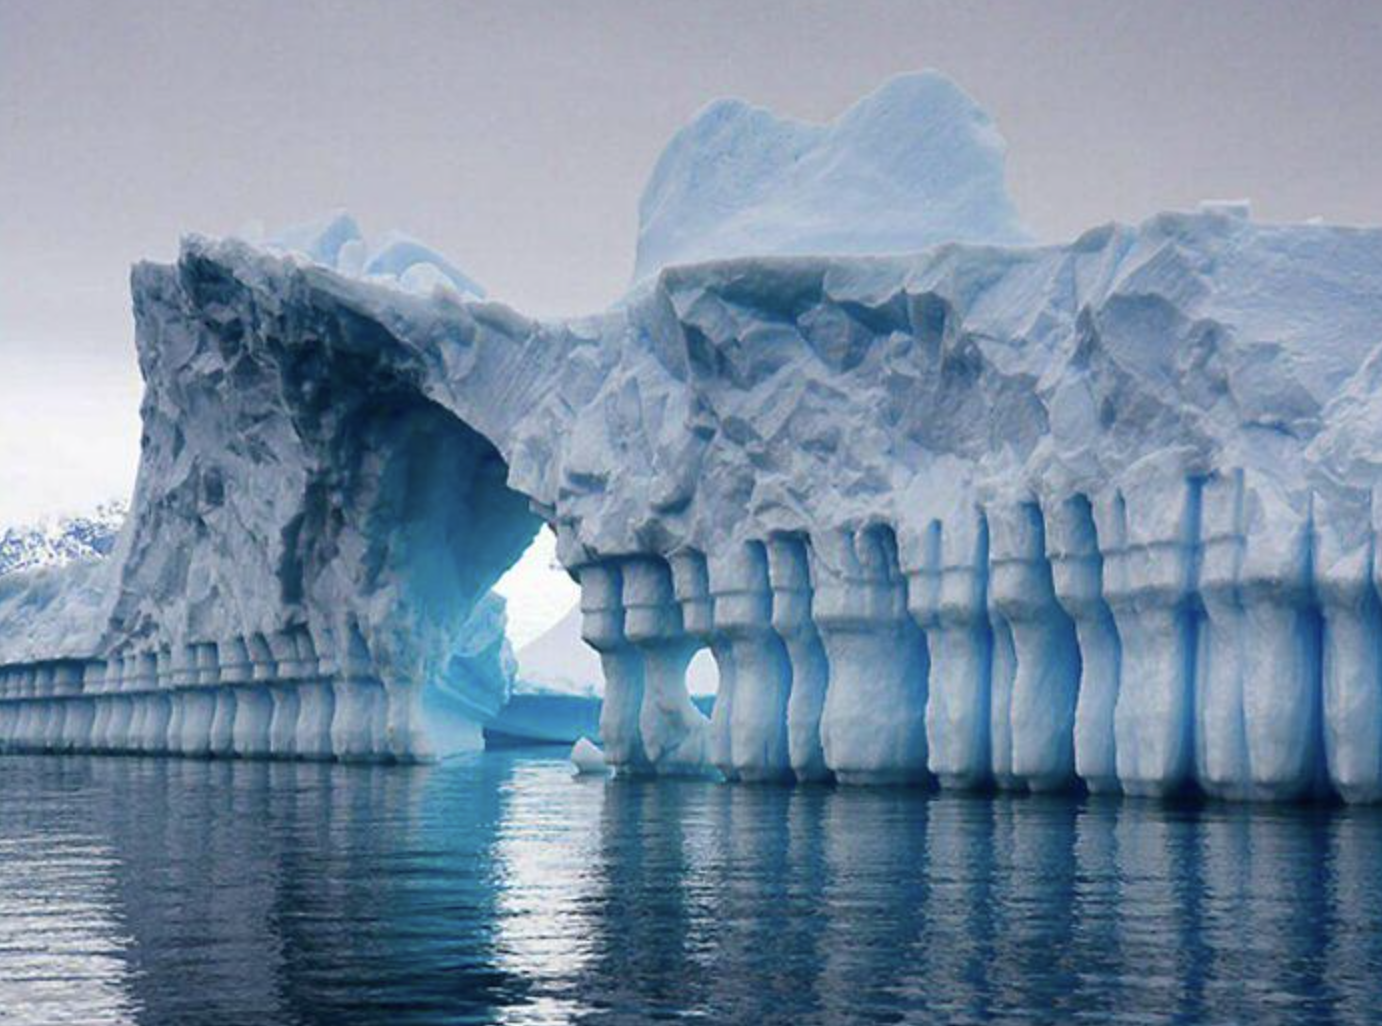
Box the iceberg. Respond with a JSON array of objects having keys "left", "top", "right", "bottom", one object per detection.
[{"left": 3, "top": 72, "right": 1382, "bottom": 803}]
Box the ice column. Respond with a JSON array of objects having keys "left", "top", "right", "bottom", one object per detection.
[
  {"left": 214, "top": 638, "right": 252, "bottom": 756},
  {"left": 12, "top": 668, "right": 37, "bottom": 750},
  {"left": 123, "top": 653, "right": 149, "bottom": 752},
  {"left": 146, "top": 651, "right": 171, "bottom": 753},
  {"left": 88, "top": 661, "right": 113, "bottom": 751},
  {"left": 1199, "top": 474, "right": 1320, "bottom": 801},
  {"left": 234, "top": 635, "right": 276, "bottom": 756},
  {"left": 624, "top": 555, "right": 708, "bottom": 776},
  {"left": 1195, "top": 472, "right": 1253, "bottom": 799},
  {"left": 56, "top": 663, "right": 90, "bottom": 751},
  {"left": 383, "top": 676, "right": 427, "bottom": 763},
  {"left": 33, "top": 664, "right": 58, "bottom": 751},
  {"left": 160, "top": 646, "right": 188, "bottom": 755},
  {"left": 182, "top": 642, "right": 219, "bottom": 756},
  {"left": 579, "top": 561, "right": 650, "bottom": 774},
  {"left": 0, "top": 669, "right": 15, "bottom": 750},
  {"left": 9, "top": 668, "right": 32, "bottom": 750},
  {"left": 105, "top": 657, "right": 133, "bottom": 751},
  {"left": 161, "top": 648, "right": 184, "bottom": 753},
  {"left": 909, "top": 512, "right": 992, "bottom": 790},
  {"left": 1316, "top": 495, "right": 1382, "bottom": 802},
  {"left": 1096, "top": 477, "right": 1201, "bottom": 797},
  {"left": 1046, "top": 496, "right": 1121, "bottom": 794},
  {"left": 267, "top": 632, "right": 302, "bottom": 757},
  {"left": 670, "top": 550, "right": 736, "bottom": 780},
  {"left": 131, "top": 652, "right": 162, "bottom": 753},
  {"left": 332, "top": 624, "right": 386, "bottom": 761},
  {"left": 766, "top": 536, "right": 831, "bottom": 782},
  {"left": 43, "top": 664, "right": 71, "bottom": 751},
  {"left": 709, "top": 543, "right": 793, "bottom": 782},
  {"left": 813, "top": 526, "right": 929, "bottom": 784},
  {"left": 91, "top": 661, "right": 115, "bottom": 751},
  {"left": 988, "top": 501, "right": 1080, "bottom": 792},
  {"left": 294, "top": 629, "right": 336, "bottom": 759}
]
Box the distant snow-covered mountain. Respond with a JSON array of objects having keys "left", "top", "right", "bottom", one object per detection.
[{"left": 0, "top": 501, "right": 127, "bottom": 576}]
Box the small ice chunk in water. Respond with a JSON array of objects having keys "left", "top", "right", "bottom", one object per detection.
[{"left": 570, "top": 736, "right": 609, "bottom": 775}]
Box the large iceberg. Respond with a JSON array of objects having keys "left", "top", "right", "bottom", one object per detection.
[{"left": 3, "top": 72, "right": 1382, "bottom": 802}]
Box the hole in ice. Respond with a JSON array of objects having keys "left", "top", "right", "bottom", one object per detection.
[
  {"left": 493, "top": 526, "right": 578, "bottom": 650},
  {"left": 686, "top": 647, "right": 719, "bottom": 717},
  {"left": 495, "top": 527, "right": 598, "bottom": 697}
]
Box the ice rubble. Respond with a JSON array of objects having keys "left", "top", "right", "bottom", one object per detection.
[{"left": 3, "top": 72, "right": 1382, "bottom": 802}]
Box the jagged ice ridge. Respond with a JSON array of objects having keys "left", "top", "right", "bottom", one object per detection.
[{"left": 3, "top": 72, "right": 1382, "bottom": 803}]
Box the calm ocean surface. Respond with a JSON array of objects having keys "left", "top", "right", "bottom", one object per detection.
[{"left": 1, "top": 749, "right": 1380, "bottom": 1026}]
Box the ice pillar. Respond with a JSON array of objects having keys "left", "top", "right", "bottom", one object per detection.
[
  {"left": 267, "top": 632, "right": 302, "bottom": 758},
  {"left": 213, "top": 638, "right": 251, "bottom": 756},
  {"left": 579, "top": 561, "right": 650, "bottom": 775},
  {"left": 233, "top": 635, "right": 276, "bottom": 757},
  {"left": 709, "top": 543, "right": 793, "bottom": 782},
  {"left": 1316, "top": 495, "right": 1382, "bottom": 802},
  {"left": 813, "top": 526, "right": 928, "bottom": 785},
  {"left": 1096, "top": 477, "right": 1201, "bottom": 797},
  {"left": 1198, "top": 474, "right": 1320, "bottom": 801},
  {"left": 625, "top": 555, "right": 708, "bottom": 776},
  {"left": 908, "top": 511, "right": 992, "bottom": 790},
  {"left": 988, "top": 501, "right": 1080, "bottom": 792},
  {"left": 332, "top": 624, "right": 387, "bottom": 762},
  {"left": 182, "top": 642, "right": 220, "bottom": 757},
  {"left": 670, "top": 550, "right": 736, "bottom": 780},
  {"left": 767, "top": 536, "right": 831, "bottom": 782},
  {"left": 104, "top": 657, "right": 133, "bottom": 751},
  {"left": 1046, "top": 495, "right": 1121, "bottom": 794},
  {"left": 294, "top": 628, "right": 336, "bottom": 759}
]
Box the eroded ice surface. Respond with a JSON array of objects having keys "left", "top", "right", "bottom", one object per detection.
[{"left": 3, "top": 72, "right": 1382, "bottom": 801}]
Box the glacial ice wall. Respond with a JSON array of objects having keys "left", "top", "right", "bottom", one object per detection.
[{"left": 4, "top": 72, "right": 1382, "bottom": 801}]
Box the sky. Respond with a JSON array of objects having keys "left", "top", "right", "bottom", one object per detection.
[{"left": 2, "top": 0, "right": 1381, "bottom": 540}]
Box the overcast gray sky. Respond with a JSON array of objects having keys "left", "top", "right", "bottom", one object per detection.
[{"left": 3, "top": 0, "right": 1381, "bottom": 524}]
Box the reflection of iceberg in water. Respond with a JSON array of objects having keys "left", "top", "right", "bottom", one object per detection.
[
  {"left": 0, "top": 821, "right": 137, "bottom": 1024},
  {"left": 4, "top": 753, "right": 1382, "bottom": 1023},
  {"left": 489, "top": 757, "right": 606, "bottom": 1022},
  {"left": 568, "top": 782, "right": 1382, "bottom": 1023}
]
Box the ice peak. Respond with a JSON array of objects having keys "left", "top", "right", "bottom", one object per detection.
[{"left": 633, "top": 70, "right": 1029, "bottom": 283}]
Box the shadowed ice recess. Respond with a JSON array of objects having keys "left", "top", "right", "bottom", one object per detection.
[{"left": 3, "top": 71, "right": 1382, "bottom": 803}]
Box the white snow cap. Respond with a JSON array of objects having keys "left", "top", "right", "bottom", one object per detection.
[{"left": 633, "top": 70, "right": 1030, "bottom": 282}]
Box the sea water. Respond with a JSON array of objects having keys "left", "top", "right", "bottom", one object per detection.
[{"left": 1, "top": 750, "right": 1380, "bottom": 1025}]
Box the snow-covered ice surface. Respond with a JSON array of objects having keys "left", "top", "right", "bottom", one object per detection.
[{"left": 4, "top": 72, "right": 1382, "bottom": 801}]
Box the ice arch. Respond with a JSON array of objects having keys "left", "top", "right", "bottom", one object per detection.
[
  {"left": 5, "top": 72, "right": 1382, "bottom": 806},
  {"left": 0, "top": 243, "right": 548, "bottom": 762}
]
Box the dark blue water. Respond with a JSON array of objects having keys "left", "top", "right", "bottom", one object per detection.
[{"left": 2, "top": 751, "right": 1381, "bottom": 1026}]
